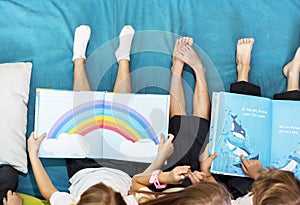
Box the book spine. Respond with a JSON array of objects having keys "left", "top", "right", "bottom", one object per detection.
[{"left": 210, "top": 92, "right": 221, "bottom": 156}]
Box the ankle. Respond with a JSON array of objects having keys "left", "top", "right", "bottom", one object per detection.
[
  {"left": 171, "top": 65, "right": 183, "bottom": 76},
  {"left": 74, "top": 58, "right": 85, "bottom": 65},
  {"left": 118, "top": 59, "right": 130, "bottom": 64},
  {"left": 237, "top": 64, "right": 250, "bottom": 79}
]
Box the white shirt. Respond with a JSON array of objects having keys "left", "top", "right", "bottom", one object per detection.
[
  {"left": 50, "top": 167, "right": 138, "bottom": 205},
  {"left": 231, "top": 193, "right": 253, "bottom": 205}
]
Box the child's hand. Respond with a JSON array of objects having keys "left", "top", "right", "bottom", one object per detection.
[
  {"left": 3, "top": 190, "right": 22, "bottom": 205},
  {"left": 188, "top": 170, "right": 207, "bottom": 184},
  {"left": 200, "top": 152, "right": 218, "bottom": 175},
  {"left": 157, "top": 134, "right": 174, "bottom": 161},
  {"left": 168, "top": 165, "right": 190, "bottom": 184},
  {"left": 27, "top": 132, "right": 46, "bottom": 157},
  {"left": 240, "top": 155, "right": 263, "bottom": 180}
]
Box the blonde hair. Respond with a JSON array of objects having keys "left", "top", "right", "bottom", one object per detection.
[
  {"left": 252, "top": 168, "right": 300, "bottom": 205},
  {"left": 139, "top": 182, "right": 231, "bottom": 205},
  {"left": 77, "top": 182, "right": 126, "bottom": 205}
]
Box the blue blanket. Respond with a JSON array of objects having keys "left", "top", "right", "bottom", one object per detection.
[{"left": 0, "top": 0, "right": 299, "bottom": 198}]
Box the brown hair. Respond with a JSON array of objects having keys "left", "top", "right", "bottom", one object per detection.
[
  {"left": 139, "top": 182, "right": 231, "bottom": 205},
  {"left": 77, "top": 182, "right": 126, "bottom": 205},
  {"left": 252, "top": 168, "right": 300, "bottom": 205}
]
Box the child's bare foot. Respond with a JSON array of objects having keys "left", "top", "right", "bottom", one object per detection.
[
  {"left": 236, "top": 38, "right": 255, "bottom": 82},
  {"left": 177, "top": 45, "right": 205, "bottom": 76},
  {"left": 283, "top": 47, "right": 300, "bottom": 91},
  {"left": 3, "top": 190, "right": 22, "bottom": 205},
  {"left": 172, "top": 37, "right": 193, "bottom": 74}
]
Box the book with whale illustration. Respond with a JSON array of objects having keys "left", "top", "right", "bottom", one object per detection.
[
  {"left": 209, "top": 92, "right": 300, "bottom": 178},
  {"left": 35, "top": 89, "right": 170, "bottom": 163}
]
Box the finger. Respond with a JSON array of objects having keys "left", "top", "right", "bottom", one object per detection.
[
  {"left": 159, "top": 134, "right": 165, "bottom": 146},
  {"left": 176, "top": 174, "right": 186, "bottom": 182},
  {"left": 29, "top": 132, "right": 35, "bottom": 139},
  {"left": 37, "top": 133, "right": 47, "bottom": 142},
  {"left": 241, "top": 161, "right": 249, "bottom": 175},
  {"left": 193, "top": 171, "right": 204, "bottom": 183},
  {"left": 188, "top": 173, "right": 198, "bottom": 184},
  {"left": 180, "top": 166, "right": 191, "bottom": 174},
  {"left": 240, "top": 155, "right": 250, "bottom": 168},
  {"left": 167, "top": 134, "right": 174, "bottom": 143},
  {"left": 7, "top": 190, "right": 12, "bottom": 196},
  {"left": 240, "top": 155, "right": 249, "bottom": 165},
  {"left": 175, "top": 166, "right": 190, "bottom": 175},
  {"left": 211, "top": 153, "right": 218, "bottom": 160},
  {"left": 196, "top": 171, "right": 206, "bottom": 179}
]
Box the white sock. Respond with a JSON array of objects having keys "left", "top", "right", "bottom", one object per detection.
[
  {"left": 72, "top": 25, "right": 91, "bottom": 62},
  {"left": 115, "top": 25, "right": 135, "bottom": 61}
]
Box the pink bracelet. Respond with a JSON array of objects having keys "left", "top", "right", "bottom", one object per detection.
[{"left": 149, "top": 170, "right": 167, "bottom": 189}]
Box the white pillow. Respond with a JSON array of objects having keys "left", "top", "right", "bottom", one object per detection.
[{"left": 0, "top": 62, "right": 32, "bottom": 173}]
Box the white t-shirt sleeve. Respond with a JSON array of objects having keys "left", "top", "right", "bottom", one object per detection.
[
  {"left": 125, "top": 195, "right": 139, "bottom": 205},
  {"left": 231, "top": 193, "right": 253, "bottom": 205},
  {"left": 50, "top": 191, "right": 76, "bottom": 205}
]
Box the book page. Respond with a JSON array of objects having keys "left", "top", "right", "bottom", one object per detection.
[
  {"left": 102, "top": 93, "right": 169, "bottom": 163},
  {"left": 271, "top": 100, "right": 300, "bottom": 179},
  {"left": 209, "top": 92, "right": 272, "bottom": 176},
  {"left": 35, "top": 89, "right": 105, "bottom": 158}
]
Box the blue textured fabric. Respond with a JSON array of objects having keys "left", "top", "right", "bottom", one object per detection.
[{"left": 0, "top": 0, "right": 299, "bottom": 198}]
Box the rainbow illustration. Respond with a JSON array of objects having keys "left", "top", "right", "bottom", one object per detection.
[{"left": 47, "top": 100, "right": 159, "bottom": 144}]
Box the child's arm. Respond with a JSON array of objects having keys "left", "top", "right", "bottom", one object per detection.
[
  {"left": 27, "top": 132, "right": 58, "bottom": 201},
  {"left": 143, "top": 134, "right": 174, "bottom": 174},
  {"left": 199, "top": 144, "right": 218, "bottom": 183},
  {"left": 132, "top": 165, "right": 190, "bottom": 191}
]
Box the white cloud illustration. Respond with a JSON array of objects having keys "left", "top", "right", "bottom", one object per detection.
[
  {"left": 120, "top": 139, "right": 158, "bottom": 162},
  {"left": 40, "top": 133, "right": 90, "bottom": 157}
]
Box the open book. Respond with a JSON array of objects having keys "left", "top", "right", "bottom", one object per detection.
[
  {"left": 35, "top": 89, "right": 170, "bottom": 163},
  {"left": 209, "top": 92, "right": 300, "bottom": 178}
]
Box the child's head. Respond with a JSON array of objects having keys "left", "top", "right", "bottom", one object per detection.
[
  {"left": 252, "top": 168, "right": 300, "bottom": 205},
  {"left": 77, "top": 182, "right": 126, "bottom": 205},
  {"left": 140, "top": 182, "right": 231, "bottom": 205}
]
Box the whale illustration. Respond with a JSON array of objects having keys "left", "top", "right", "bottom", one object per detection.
[
  {"left": 226, "top": 138, "right": 259, "bottom": 168},
  {"left": 280, "top": 155, "right": 300, "bottom": 171},
  {"left": 226, "top": 138, "right": 250, "bottom": 156},
  {"left": 280, "top": 160, "right": 298, "bottom": 171},
  {"left": 231, "top": 115, "right": 245, "bottom": 139}
]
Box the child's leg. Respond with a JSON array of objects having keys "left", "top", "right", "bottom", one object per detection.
[
  {"left": 284, "top": 47, "right": 300, "bottom": 92},
  {"left": 66, "top": 25, "right": 96, "bottom": 178},
  {"left": 169, "top": 37, "right": 193, "bottom": 118},
  {"left": 230, "top": 38, "right": 261, "bottom": 96},
  {"left": 113, "top": 25, "right": 135, "bottom": 93},
  {"left": 274, "top": 47, "right": 300, "bottom": 100},
  {"left": 72, "top": 25, "right": 91, "bottom": 91},
  {"left": 167, "top": 39, "right": 209, "bottom": 172},
  {"left": 218, "top": 38, "right": 258, "bottom": 198},
  {"left": 176, "top": 45, "right": 210, "bottom": 120},
  {"left": 236, "top": 38, "right": 254, "bottom": 82}
]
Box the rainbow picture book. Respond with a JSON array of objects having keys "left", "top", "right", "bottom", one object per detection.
[
  {"left": 35, "top": 89, "right": 170, "bottom": 163},
  {"left": 209, "top": 92, "right": 300, "bottom": 178}
]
